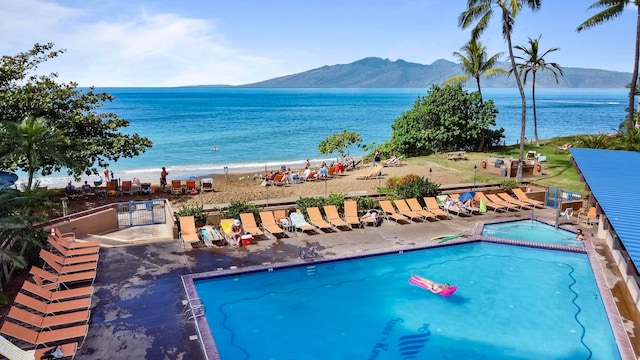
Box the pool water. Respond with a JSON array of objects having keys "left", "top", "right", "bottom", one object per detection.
[
  {"left": 482, "top": 220, "right": 584, "bottom": 247},
  {"left": 193, "top": 242, "right": 619, "bottom": 359}
]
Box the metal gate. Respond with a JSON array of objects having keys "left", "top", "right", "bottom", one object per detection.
[
  {"left": 545, "top": 186, "right": 582, "bottom": 208},
  {"left": 116, "top": 200, "right": 166, "bottom": 228}
]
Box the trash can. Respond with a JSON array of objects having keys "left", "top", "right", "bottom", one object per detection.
[{"left": 500, "top": 167, "right": 507, "bottom": 177}]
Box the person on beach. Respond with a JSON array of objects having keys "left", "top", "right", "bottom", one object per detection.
[
  {"left": 576, "top": 229, "right": 586, "bottom": 242},
  {"left": 305, "top": 159, "right": 311, "bottom": 169},
  {"left": 160, "top": 167, "right": 169, "bottom": 190},
  {"left": 103, "top": 168, "right": 110, "bottom": 182},
  {"left": 372, "top": 150, "right": 381, "bottom": 167},
  {"left": 82, "top": 181, "right": 91, "bottom": 193},
  {"left": 231, "top": 219, "right": 244, "bottom": 246}
]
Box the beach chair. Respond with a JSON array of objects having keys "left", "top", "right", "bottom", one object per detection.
[
  {"left": 512, "top": 188, "right": 546, "bottom": 208},
  {"left": 186, "top": 180, "right": 198, "bottom": 194},
  {"left": 200, "top": 225, "right": 227, "bottom": 246},
  {"left": 8, "top": 306, "right": 90, "bottom": 330},
  {"left": 393, "top": 199, "right": 430, "bottom": 221},
  {"left": 474, "top": 192, "right": 510, "bottom": 212},
  {"left": 406, "top": 198, "right": 440, "bottom": 221},
  {"left": 21, "top": 280, "right": 93, "bottom": 302},
  {"left": 578, "top": 206, "right": 598, "bottom": 225},
  {"left": 0, "top": 321, "right": 87, "bottom": 349},
  {"left": 343, "top": 200, "right": 366, "bottom": 228},
  {"left": 219, "top": 219, "right": 235, "bottom": 242},
  {"left": 356, "top": 164, "right": 383, "bottom": 180},
  {"left": 239, "top": 213, "right": 265, "bottom": 238},
  {"left": 200, "top": 178, "right": 214, "bottom": 192},
  {"left": 179, "top": 216, "right": 203, "bottom": 249},
  {"left": 485, "top": 193, "right": 521, "bottom": 211},
  {"left": 496, "top": 192, "right": 533, "bottom": 209},
  {"left": 273, "top": 209, "right": 294, "bottom": 232},
  {"left": 306, "top": 207, "right": 334, "bottom": 232},
  {"left": 53, "top": 228, "right": 101, "bottom": 249},
  {"left": 106, "top": 179, "right": 119, "bottom": 197},
  {"left": 269, "top": 173, "right": 287, "bottom": 186},
  {"left": 39, "top": 249, "right": 97, "bottom": 275},
  {"left": 423, "top": 197, "right": 451, "bottom": 219},
  {"left": 171, "top": 180, "right": 183, "bottom": 195},
  {"left": 303, "top": 171, "right": 318, "bottom": 181},
  {"left": 378, "top": 200, "right": 410, "bottom": 224},
  {"left": 121, "top": 180, "right": 133, "bottom": 195},
  {"left": 40, "top": 246, "right": 97, "bottom": 266},
  {"left": 13, "top": 292, "right": 91, "bottom": 316},
  {"left": 323, "top": 205, "right": 351, "bottom": 230},
  {"left": 0, "top": 334, "right": 77, "bottom": 360},
  {"left": 259, "top": 211, "right": 286, "bottom": 238},
  {"left": 48, "top": 237, "right": 99, "bottom": 258},
  {"left": 29, "top": 266, "right": 95, "bottom": 290},
  {"left": 289, "top": 212, "right": 317, "bottom": 234}
]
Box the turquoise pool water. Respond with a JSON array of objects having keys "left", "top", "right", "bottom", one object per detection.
[
  {"left": 482, "top": 220, "right": 584, "bottom": 248},
  {"left": 193, "top": 242, "right": 619, "bottom": 359}
]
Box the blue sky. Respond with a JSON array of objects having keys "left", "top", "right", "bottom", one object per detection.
[{"left": 0, "top": 0, "right": 637, "bottom": 87}]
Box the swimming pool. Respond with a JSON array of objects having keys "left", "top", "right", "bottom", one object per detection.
[
  {"left": 186, "top": 242, "right": 621, "bottom": 359},
  {"left": 481, "top": 219, "right": 583, "bottom": 248}
]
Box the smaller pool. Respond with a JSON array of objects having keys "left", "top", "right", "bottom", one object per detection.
[{"left": 482, "top": 219, "right": 584, "bottom": 248}]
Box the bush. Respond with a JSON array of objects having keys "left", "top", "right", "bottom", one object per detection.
[
  {"left": 353, "top": 196, "right": 380, "bottom": 215},
  {"left": 175, "top": 205, "right": 208, "bottom": 224},
  {"left": 325, "top": 193, "right": 346, "bottom": 213},
  {"left": 501, "top": 179, "right": 521, "bottom": 194},
  {"left": 395, "top": 175, "right": 440, "bottom": 200},
  {"left": 220, "top": 200, "right": 260, "bottom": 220},
  {"left": 296, "top": 196, "right": 326, "bottom": 217}
]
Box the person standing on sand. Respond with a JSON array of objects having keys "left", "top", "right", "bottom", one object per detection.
[
  {"left": 372, "top": 150, "right": 381, "bottom": 167},
  {"left": 160, "top": 167, "right": 169, "bottom": 190},
  {"left": 103, "top": 168, "right": 110, "bottom": 182}
]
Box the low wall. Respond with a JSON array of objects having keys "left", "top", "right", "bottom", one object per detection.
[{"left": 44, "top": 205, "right": 118, "bottom": 238}]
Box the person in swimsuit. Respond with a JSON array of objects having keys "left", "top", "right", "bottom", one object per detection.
[{"left": 411, "top": 275, "right": 451, "bottom": 294}]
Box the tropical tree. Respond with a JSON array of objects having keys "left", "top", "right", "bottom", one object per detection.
[
  {"left": 318, "top": 130, "right": 362, "bottom": 158},
  {"left": 0, "top": 117, "right": 75, "bottom": 189},
  {"left": 459, "top": 0, "right": 542, "bottom": 182},
  {"left": 578, "top": 0, "right": 640, "bottom": 128},
  {"left": 513, "top": 35, "right": 564, "bottom": 146},
  {"left": 444, "top": 39, "right": 508, "bottom": 101},
  {"left": 0, "top": 43, "right": 152, "bottom": 179}
]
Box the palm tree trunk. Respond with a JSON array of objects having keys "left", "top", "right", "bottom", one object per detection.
[
  {"left": 629, "top": 5, "right": 640, "bottom": 128},
  {"left": 532, "top": 71, "right": 539, "bottom": 146},
  {"left": 506, "top": 32, "right": 527, "bottom": 182},
  {"left": 476, "top": 76, "right": 483, "bottom": 102}
]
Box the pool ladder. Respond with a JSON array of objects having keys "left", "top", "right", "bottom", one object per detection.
[
  {"left": 304, "top": 265, "right": 317, "bottom": 277},
  {"left": 183, "top": 297, "right": 206, "bottom": 321}
]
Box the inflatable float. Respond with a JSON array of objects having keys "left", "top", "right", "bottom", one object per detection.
[
  {"left": 431, "top": 234, "right": 461, "bottom": 243},
  {"left": 409, "top": 275, "right": 457, "bottom": 297}
]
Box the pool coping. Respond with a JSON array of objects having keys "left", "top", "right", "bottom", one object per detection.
[{"left": 182, "top": 218, "right": 636, "bottom": 360}]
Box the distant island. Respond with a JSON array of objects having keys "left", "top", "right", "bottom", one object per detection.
[{"left": 212, "top": 57, "right": 631, "bottom": 88}]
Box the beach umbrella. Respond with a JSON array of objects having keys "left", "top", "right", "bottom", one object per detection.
[
  {"left": 458, "top": 191, "right": 475, "bottom": 204},
  {"left": 0, "top": 171, "right": 18, "bottom": 190}
]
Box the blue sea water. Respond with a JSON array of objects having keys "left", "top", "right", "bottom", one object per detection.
[{"left": 29, "top": 87, "right": 628, "bottom": 186}]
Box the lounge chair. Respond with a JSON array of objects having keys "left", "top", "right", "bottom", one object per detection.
[
  {"left": 343, "top": 200, "right": 365, "bottom": 228},
  {"left": 106, "top": 179, "right": 119, "bottom": 197},
  {"left": 323, "top": 205, "right": 351, "bottom": 230},
  {"left": 186, "top": 180, "right": 197, "bottom": 194},
  {"left": 21, "top": 280, "right": 93, "bottom": 302},
  {"left": 303, "top": 171, "right": 318, "bottom": 181},
  {"left": 474, "top": 192, "right": 510, "bottom": 212},
  {"left": 48, "top": 237, "right": 99, "bottom": 258},
  {"left": 496, "top": 192, "right": 533, "bottom": 209},
  {"left": 200, "top": 178, "right": 214, "bottom": 193},
  {"left": 558, "top": 143, "right": 572, "bottom": 151},
  {"left": 179, "top": 216, "right": 203, "bottom": 249},
  {"left": 384, "top": 156, "right": 400, "bottom": 167},
  {"left": 30, "top": 266, "right": 95, "bottom": 290},
  {"left": 512, "top": 188, "right": 546, "bottom": 208},
  {"left": 171, "top": 180, "right": 183, "bottom": 195},
  {"left": 378, "top": 200, "right": 410, "bottom": 223},
  {"left": 39, "top": 250, "right": 97, "bottom": 275},
  {"left": 422, "top": 197, "right": 451, "bottom": 219},
  {"left": 269, "top": 173, "right": 287, "bottom": 186},
  {"left": 306, "top": 207, "right": 334, "bottom": 232},
  {"left": 356, "top": 164, "right": 384, "bottom": 180},
  {"left": 405, "top": 198, "right": 440, "bottom": 221},
  {"left": 0, "top": 321, "right": 87, "bottom": 349},
  {"left": 258, "top": 211, "right": 286, "bottom": 238},
  {"left": 53, "top": 229, "right": 101, "bottom": 249},
  {"left": 437, "top": 195, "right": 472, "bottom": 217},
  {"left": 8, "top": 306, "right": 90, "bottom": 330},
  {"left": 273, "top": 209, "right": 294, "bottom": 232},
  {"left": 289, "top": 212, "right": 317, "bottom": 234},
  {"left": 578, "top": 206, "right": 598, "bottom": 225},
  {"left": 41, "top": 247, "right": 97, "bottom": 266},
  {"left": 239, "top": 213, "right": 265, "bottom": 238},
  {"left": 13, "top": 293, "right": 90, "bottom": 316},
  {"left": 393, "top": 199, "right": 431, "bottom": 221},
  {"left": 121, "top": 180, "right": 133, "bottom": 195},
  {"left": 200, "top": 225, "right": 227, "bottom": 246},
  {"left": 0, "top": 334, "right": 77, "bottom": 360},
  {"left": 219, "top": 219, "right": 235, "bottom": 242},
  {"left": 485, "top": 193, "right": 521, "bottom": 211}
]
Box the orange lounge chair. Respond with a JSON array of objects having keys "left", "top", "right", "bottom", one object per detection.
[
  {"left": 344, "top": 200, "right": 368, "bottom": 228},
  {"left": 0, "top": 321, "right": 87, "bottom": 348},
  {"left": 52, "top": 229, "right": 101, "bottom": 249},
  {"left": 30, "top": 266, "right": 95, "bottom": 290},
  {"left": 179, "top": 216, "right": 203, "bottom": 249},
  {"left": 121, "top": 180, "right": 133, "bottom": 195},
  {"left": 273, "top": 209, "right": 293, "bottom": 232},
  {"left": 485, "top": 193, "right": 521, "bottom": 211},
  {"left": 258, "top": 211, "right": 286, "bottom": 238},
  {"left": 13, "top": 293, "right": 90, "bottom": 315},
  {"left": 496, "top": 192, "right": 533, "bottom": 209},
  {"left": 41, "top": 247, "right": 97, "bottom": 266},
  {"left": 171, "top": 180, "right": 183, "bottom": 195},
  {"left": 269, "top": 173, "right": 287, "bottom": 186},
  {"left": 379, "top": 200, "right": 410, "bottom": 224},
  {"left": 512, "top": 188, "right": 546, "bottom": 208},
  {"left": 405, "top": 198, "right": 440, "bottom": 221},
  {"left": 40, "top": 250, "right": 97, "bottom": 274},
  {"left": 8, "top": 306, "right": 90, "bottom": 330},
  {"left": 239, "top": 213, "right": 265, "bottom": 237},
  {"left": 356, "top": 164, "right": 384, "bottom": 180},
  {"left": 186, "top": 180, "right": 197, "bottom": 194},
  {"left": 48, "top": 237, "right": 99, "bottom": 257},
  {"left": 422, "top": 197, "right": 451, "bottom": 219},
  {"left": 393, "top": 199, "right": 430, "bottom": 221},
  {"left": 303, "top": 171, "right": 318, "bottom": 181},
  {"left": 21, "top": 280, "right": 93, "bottom": 302},
  {"left": 474, "top": 192, "right": 509, "bottom": 212},
  {"left": 323, "top": 205, "right": 351, "bottom": 230},
  {"left": 306, "top": 207, "right": 334, "bottom": 231},
  {"left": 578, "top": 206, "right": 598, "bottom": 225}
]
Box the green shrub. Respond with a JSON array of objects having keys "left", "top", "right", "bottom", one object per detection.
[
  {"left": 220, "top": 200, "right": 259, "bottom": 220},
  {"left": 325, "top": 193, "right": 346, "bottom": 213},
  {"left": 176, "top": 205, "right": 208, "bottom": 224},
  {"left": 296, "top": 196, "right": 326, "bottom": 217},
  {"left": 501, "top": 179, "right": 521, "bottom": 193},
  {"left": 353, "top": 196, "right": 380, "bottom": 215},
  {"left": 395, "top": 175, "right": 440, "bottom": 200}
]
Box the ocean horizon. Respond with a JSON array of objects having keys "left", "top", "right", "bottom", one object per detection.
[{"left": 16, "top": 87, "right": 628, "bottom": 187}]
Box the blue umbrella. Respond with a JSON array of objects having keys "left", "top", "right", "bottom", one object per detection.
[
  {"left": 0, "top": 171, "right": 18, "bottom": 190},
  {"left": 458, "top": 191, "right": 475, "bottom": 204}
]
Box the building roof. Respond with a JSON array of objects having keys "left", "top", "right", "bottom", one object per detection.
[{"left": 570, "top": 148, "right": 640, "bottom": 271}]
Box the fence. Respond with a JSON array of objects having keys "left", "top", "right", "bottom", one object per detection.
[{"left": 116, "top": 200, "right": 166, "bottom": 228}]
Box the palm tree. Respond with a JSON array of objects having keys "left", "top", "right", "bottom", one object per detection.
[
  {"left": 444, "top": 39, "right": 508, "bottom": 101},
  {"left": 459, "top": 0, "right": 542, "bottom": 182},
  {"left": 577, "top": 0, "right": 640, "bottom": 128},
  {"left": 514, "top": 35, "right": 564, "bottom": 146}
]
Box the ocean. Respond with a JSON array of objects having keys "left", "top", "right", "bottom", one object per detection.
[{"left": 25, "top": 87, "right": 628, "bottom": 187}]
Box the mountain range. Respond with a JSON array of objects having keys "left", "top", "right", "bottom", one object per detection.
[{"left": 237, "top": 57, "right": 632, "bottom": 88}]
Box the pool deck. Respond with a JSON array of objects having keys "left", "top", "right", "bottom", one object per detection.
[{"left": 73, "top": 208, "right": 640, "bottom": 360}]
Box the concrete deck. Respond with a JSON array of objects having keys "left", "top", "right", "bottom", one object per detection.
[{"left": 73, "top": 208, "right": 639, "bottom": 359}]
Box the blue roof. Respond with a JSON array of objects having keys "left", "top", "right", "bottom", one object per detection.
[{"left": 570, "top": 148, "right": 640, "bottom": 271}]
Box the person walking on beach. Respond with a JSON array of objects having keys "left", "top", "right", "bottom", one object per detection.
[
  {"left": 372, "top": 150, "right": 381, "bottom": 167},
  {"left": 103, "top": 168, "right": 110, "bottom": 182},
  {"left": 160, "top": 167, "right": 169, "bottom": 190}
]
